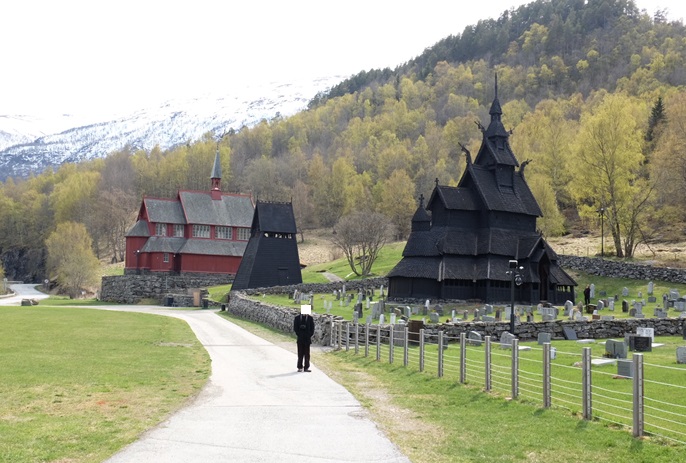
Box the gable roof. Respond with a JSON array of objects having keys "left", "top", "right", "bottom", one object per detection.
[
  {"left": 464, "top": 164, "right": 542, "bottom": 216},
  {"left": 143, "top": 198, "right": 186, "bottom": 224},
  {"left": 428, "top": 185, "right": 480, "bottom": 211},
  {"left": 125, "top": 220, "right": 151, "bottom": 237},
  {"left": 179, "top": 191, "right": 253, "bottom": 226}
]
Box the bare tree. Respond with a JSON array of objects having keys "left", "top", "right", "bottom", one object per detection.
[{"left": 331, "top": 211, "right": 393, "bottom": 277}]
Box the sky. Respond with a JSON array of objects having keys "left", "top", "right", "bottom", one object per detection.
[{"left": 1, "top": 0, "right": 685, "bottom": 118}]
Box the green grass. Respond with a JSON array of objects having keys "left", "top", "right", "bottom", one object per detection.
[
  {"left": 0, "top": 306, "right": 210, "bottom": 463},
  {"left": 301, "top": 242, "right": 405, "bottom": 282},
  {"left": 218, "top": 311, "right": 686, "bottom": 463}
]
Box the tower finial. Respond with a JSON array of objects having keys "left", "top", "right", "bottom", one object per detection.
[{"left": 495, "top": 73, "right": 498, "bottom": 99}]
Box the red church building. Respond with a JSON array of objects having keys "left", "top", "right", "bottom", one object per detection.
[{"left": 124, "top": 151, "right": 254, "bottom": 275}]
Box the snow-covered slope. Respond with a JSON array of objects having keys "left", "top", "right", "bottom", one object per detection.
[{"left": 0, "top": 77, "right": 340, "bottom": 180}]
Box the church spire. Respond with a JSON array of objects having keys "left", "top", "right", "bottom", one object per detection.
[
  {"left": 210, "top": 147, "right": 222, "bottom": 199},
  {"left": 485, "top": 73, "right": 509, "bottom": 139}
]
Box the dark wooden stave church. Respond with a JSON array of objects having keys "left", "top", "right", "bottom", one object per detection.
[
  {"left": 231, "top": 200, "right": 302, "bottom": 290},
  {"left": 388, "top": 82, "right": 576, "bottom": 305}
]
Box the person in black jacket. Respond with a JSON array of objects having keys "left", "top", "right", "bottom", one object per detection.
[{"left": 294, "top": 311, "right": 315, "bottom": 372}]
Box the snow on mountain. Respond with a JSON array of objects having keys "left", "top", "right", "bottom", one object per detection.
[{"left": 0, "top": 76, "right": 342, "bottom": 181}]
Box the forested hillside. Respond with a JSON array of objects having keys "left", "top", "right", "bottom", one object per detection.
[{"left": 2, "top": 0, "right": 686, "bottom": 280}]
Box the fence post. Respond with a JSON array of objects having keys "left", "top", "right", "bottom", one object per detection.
[
  {"left": 330, "top": 315, "right": 335, "bottom": 347},
  {"left": 582, "top": 347, "right": 592, "bottom": 420},
  {"left": 511, "top": 338, "right": 519, "bottom": 399},
  {"left": 376, "top": 325, "right": 381, "bottom": 361},
  {"left": 419, "top": 328, "right": 425, "bottom": 372},
  {"left": 354, "top": 322, "right": 359, "bottom": 355},
  {"left": 543, "top": 342, "right": 551, "bottom": 408},
  {"left": 485, "top": 336, "right": 492, "bottom": 392},
  {"left": 438, "top": 331, "right": 444, "bottom": 378},
  {"left": 364, "top": 323, "right": 370, "bottom": 357},
  {"left": 460, "top": 332, "right": 466, "bottom": 384},
  {"left": 633, "top": 353, "right": 644, "bottom": 438},
  {"left": 389, "top": 326, "right": 395, "bottom": 364},
  {"left": 403, "top": 327, "right": 409, "bottom": 367},
  {"left": 337, "top": 321, "right": 343, "bottom": 351},
  {"left": 345, "top": 322, "right": 350, "bottom": 352}
]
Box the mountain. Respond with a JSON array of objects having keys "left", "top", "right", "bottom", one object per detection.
[{"left": 0, "top": 76, "right": 343, "bottom": 181}]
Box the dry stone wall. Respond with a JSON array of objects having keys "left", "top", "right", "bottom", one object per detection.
[
  {"left": 101, "top": 274, "right": 232, "bottom": 304},
  {"left": 559, "top": 255, "right": 686, "bottom": 284}
]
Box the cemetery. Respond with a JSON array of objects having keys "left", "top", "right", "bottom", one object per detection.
[{"left": 227, "top": 273, "right": 686, "bottom": 444}]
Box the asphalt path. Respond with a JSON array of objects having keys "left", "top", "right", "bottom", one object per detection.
[
  {"left": 0, "top": 283, "right": 51, "bottom": 305},
  {"left": 3, "top": 285, "right": 410, "bottom": 463}
]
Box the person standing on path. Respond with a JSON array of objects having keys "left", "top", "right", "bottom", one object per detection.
[{"left": 294, "top": 308, "right": 315, "bottom": 372}]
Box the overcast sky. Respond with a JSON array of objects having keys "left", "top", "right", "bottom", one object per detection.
[{"left": 1, "top": 0, "right": 684, "bottom": 118}]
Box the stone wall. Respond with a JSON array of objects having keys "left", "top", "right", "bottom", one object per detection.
[
  {"left": 101, "top": 274, "right": 232, "bottom": 304},
  {"left": 559, "top": 255, "right": 686, "bottom": 284},
  {"left": 227, "top": 291, "right": 335, "bottom": 345},
  {"left": 228, "top": 291, "right": 685, "bottom": 344},
  {"left": 241, "top": 277, "right": 388, "bottom": 298}
]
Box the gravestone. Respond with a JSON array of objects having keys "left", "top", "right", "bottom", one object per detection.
[
  {"left": 463, "top": 310, "right": 469, "bottom": 321},
  {"left": 626, "top": 334, "right": 652, "bottom": 352},
  {"left": 609, "top": 299, "right": 615, "bottom": 311},
  {"left": 676, "top": 298, "right": 686, "bottom": 311},
  {"left": 468, "top": 331, "right": 482, "bottom": 346},
  {"left": 597, "top": 300, "right": 604, "bottom": 311},
  {"left": 429, "top": 312, "right": 440, "bottom": 324},
  {"left": 617, "top": 359, "right": 634, "bottom": 378},
  {"left": 482, "top": 316, "right": 495, "bottom": 322},
  {"left": 379, "top": 314, "right": 385, "bottom": 325},
  {"left": 371, "top": 303, "right": 380, "bottom": 320},
  {"left": 629, "top": 308, "right": 636, "bottom": 317},
  {"left": 683, "top": 323, "right": 686, "bottom": 340},
  {"left": 636, "top": 327, "right": 654, "bottom": 341},
  {"left": 484, "top": 304, "right": 493, "bottom": 314},
  {"left": 474, "top": 308, "right": 481, "bottom": 321},
  {"left": 366, "top": 315, "right": 372, "bottom": 325},
  {"left": 495, "top": 309, "right": 502, "bottom": 321},
  {"left": 648, "top": 281, "right": 654, "bottom": 295},
  {"left": 605, "top": 339, "right": 627, "bottom": 359},
  {"left": 622, "top": 287, "right": 629, "bottom": 297},
  {"left": 601, "top": 315, "right": 614, "bottom": 321},
  {"left": 599, "top": 290, "right": 607, "bottom": 297},
  {"left": 671, "top": 289, "right": 680, "bottom": 300},
  {"left": 638, "top": 291, "right": 643, "bottom": 299},
  {"left": 434, "top": 304, "right": 444, "bottom": 316},
  {"left": 564, "top": 300, "right": 573, "bottom": 317},
  {"left": 677, "top": 347, "right": 686, "bottom": 364},
  {"left": 421, "top": 305, "right": 428, "bottom": 316},
  {"left": 648, "top": 296, "right": 657, "bottom": 303},
  {"left": 353, "top": 311, "right": 359, "bottom": 324},
  {"left": 354, "top": 302, "right": 363, "bottom": 316},
  {"left": 590, "top": 283, "right": 596, "bottom": 298},
  {"left": 537, "top": 332, "right": 552, "bottom": 345},
  {"left": 655, "top": 308, "right": 667, "bottom": 318},
  {"left": 562, "top": 326, "right": 578, "bottom": 340},
  {"left": 378, "top": 299, "right": 386, "bottom": 313},
  {"left": 526, "top": 313, "right": 533, "bottom": 323},
  {"left": 405, "top": 306, "right": 412, "bottom": 319},
  {"left": 500, "top": 331, "right": 516, "bottom": 349},
  {"left": 390, "top": 313, "right": 397, "bottom": 325}
]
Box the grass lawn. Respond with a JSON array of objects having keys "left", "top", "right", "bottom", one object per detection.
[
  {"left": 0, "top": 305, "right": 210, "bottom": 463},
  {"left": 219, "top": 312, "right": 686, "bottom": 463}
]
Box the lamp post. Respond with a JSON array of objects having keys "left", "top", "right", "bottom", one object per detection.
[
  {"left": 507, "top": 260, "right": 523, "bottom": 334},
  {"left": 597, "top": 207, "right": 605, "bottom": 258}
]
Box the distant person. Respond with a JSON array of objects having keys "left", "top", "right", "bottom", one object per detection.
[
  {"left": 294, "top": 308, "right": 315, "bottom": 372},
  {"left": 584, "top": 285, "right": 591, "bottom": 306}
]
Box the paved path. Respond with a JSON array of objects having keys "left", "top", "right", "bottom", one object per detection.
[
  {"left": 0, "top": 283, "right": 51, "bottom": 305},
  {"left": 0, "top": 282, "right": 408, "bottom": 463}
]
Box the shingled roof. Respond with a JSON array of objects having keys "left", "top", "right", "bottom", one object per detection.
[
  {"left": 252, "top": 201, "right": 297, "bottom": 234},
  {"left": 179, "top": 191, "right": 254, "bottom": 227},
  {"left": 143, "top": 198, "right": 186, "bottom": 224},
  {"left": 465, "top": 165, "right": 542, "bottom": 216}
]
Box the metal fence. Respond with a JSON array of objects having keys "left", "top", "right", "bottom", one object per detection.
[{"left": 331, "top": 320, "right": 686, "bottom": 444}]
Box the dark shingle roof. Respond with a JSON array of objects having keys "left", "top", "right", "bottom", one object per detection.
[
  {"left": 387, "top": 257, "right": 441, "bottom": 279},
  {"left": 125, "top": 220, "right": 151, "bottom": 237},
  {"left": 254, "top": 201, "right": 297, "bottom": 233},
  {"left": 468, "top": 166, "right": 542, "bottom": 216},
  {"left": 144, "top": 198, "right": 186, "bottom": 224},
  {"left": 549, "top": 265, "right": 577, "bottom": 286},
  {"left": 429, "top": 185, "right": 480, "bottom": 210},
  {"left": 179, "top": 191, "right": 254, "bottom": 227}
]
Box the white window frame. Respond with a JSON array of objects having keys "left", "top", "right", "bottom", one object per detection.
[
  {"left": 216, "top": 226, "right": 232, "bottom": 240},
  {"left": 155, "top": 223, "right": 167, "bottom": 236},
  {"left": 237, "top": 227, "right": 251, "bottom": 241},
  {"left": 173, "top": 224, "right": 184, "bottom": 237},
  {"left": 192, "top": 224, "right": 210, "bottom": 238}
]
